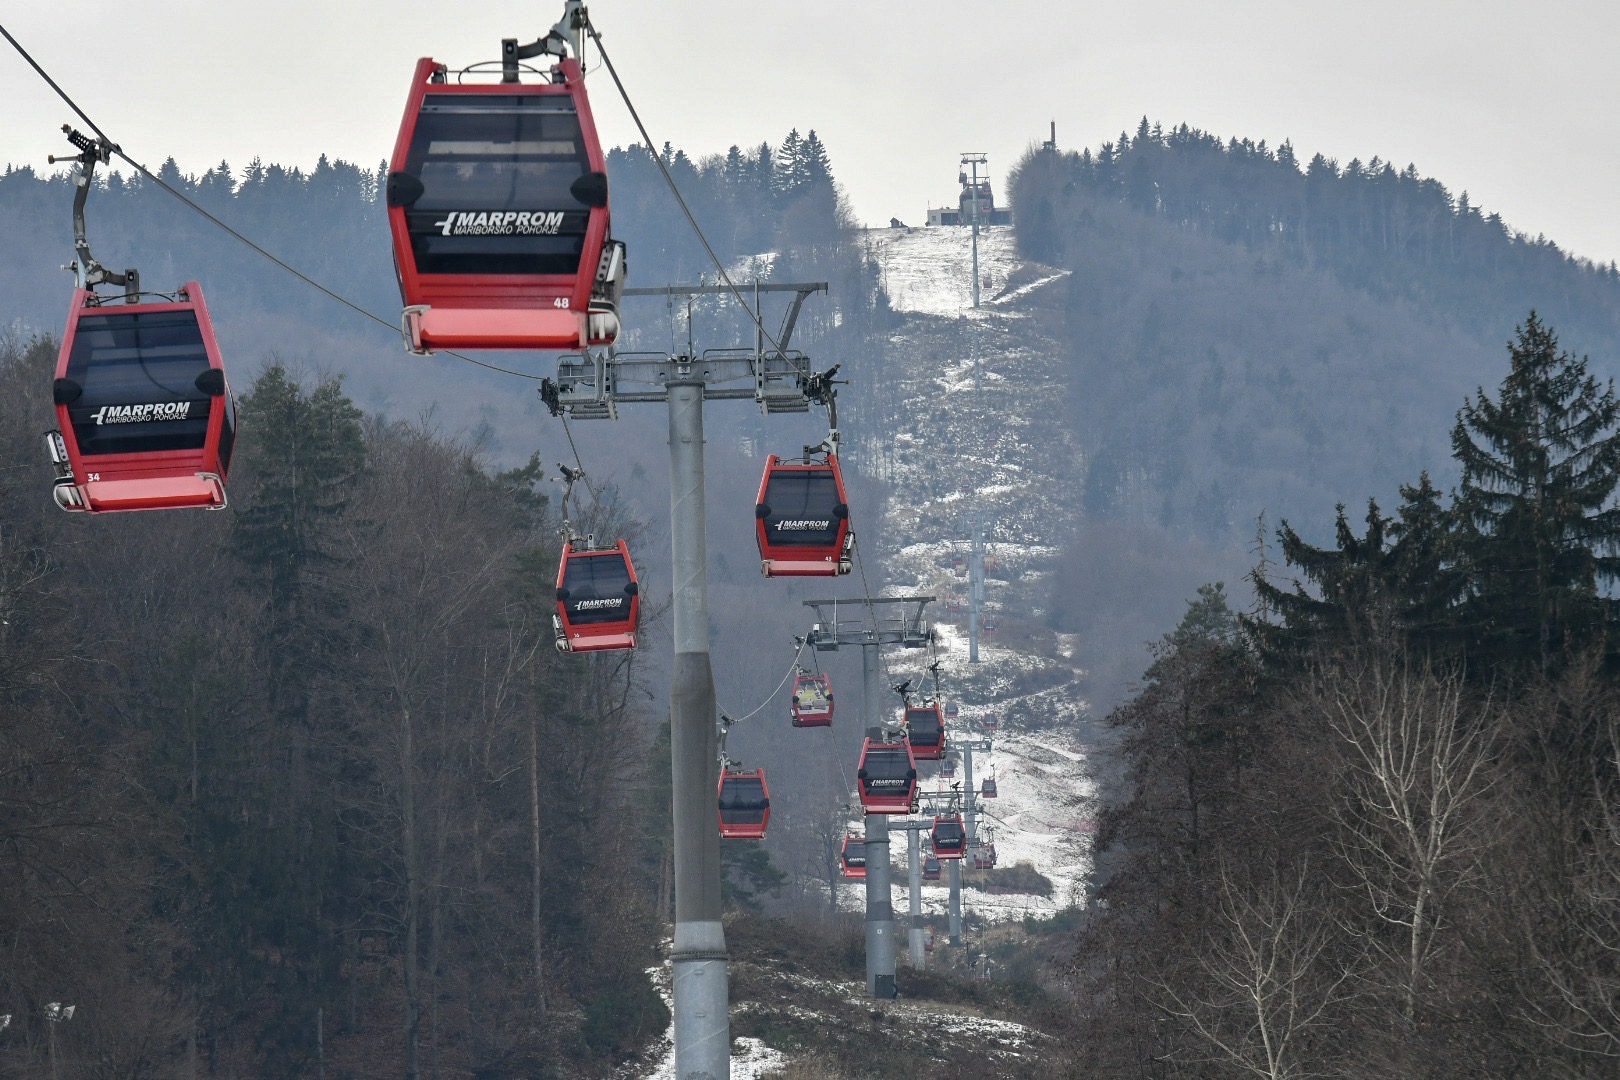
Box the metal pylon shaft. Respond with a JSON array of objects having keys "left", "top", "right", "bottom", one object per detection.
[
  {"left": 667, "top": 382, "right": 729, "bottom": 1080},
  {"left": 907, "top": 828, "right": 925, "bottom": 968},
  {"left": 862, "top": 645, "right": 897, "bottom": 998}
]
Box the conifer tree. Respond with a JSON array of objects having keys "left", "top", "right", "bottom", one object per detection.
[
  {"left": 1249, "top": 476, "right": 1462, "bottom": 666},
  {"left": 775, "top": 128, "right": 805, "bottom": 195},
  {"left": 801, "top": 130, "right": 833, "bottom": 187},
  {"left": 1452, "top": 312, "right": 1620, "bottom": 675}
]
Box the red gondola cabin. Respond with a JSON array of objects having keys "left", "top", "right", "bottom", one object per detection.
[
  {"left": 790, "top": 673, "right": 834, "bottom": 727},
  {"left": 931, "top": 815, "right": 967, "bottom": 859},
  {"left": 981, "top": 775, "right": 998, "bottom": 799},
  {"left": 856, "top": 738, "right": 917, "bottom": 814},
  {"left": 943, "top": 700, "right": 959, "bottom": 719},
  {"left": 553, "top": 539, "right": 640, "bottom": 652},
  {"left": 48, "top": 284, "right": 235, "bottom": 513},
  {"left": 840, "top": 834, "right": 866, "bottom": 879},
  {"left": 717, "top": 768, "right": 770, "bottom": 840},
  {"left": 388, "top": 55, "right": 625, "bottom": 353},
  {"left": 754, "top": 455, "right": 852, "bottom": 576},
  {"left": 905, "top": 704, "right": 946, "bottom": 761},
  {"left": 923, "top": 856, "right": 942, "bottom": 881}
]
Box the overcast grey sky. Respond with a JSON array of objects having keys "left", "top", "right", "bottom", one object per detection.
[{"left": 3, "top": 1, "right": 1616, "bottom": 265}]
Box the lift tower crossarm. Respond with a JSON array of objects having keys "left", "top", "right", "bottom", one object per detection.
[
  {"left": 801, "top": 596, "right": 936, "bottom": 651},
  {"left": 543, "top": 281, "right": 830, "bottom": 419}
]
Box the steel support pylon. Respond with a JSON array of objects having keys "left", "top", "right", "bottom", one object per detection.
[
  {"left": 862, "top": 646, "right": 897, "bottom": 998},
  {"left": 907, "top": 827, "right": 925, "bottom": 968},
  {"left": 948, "top": 858, "right": 963, "bottom": 946},
  {"left": 668, "top": 382, "right": 729, "bottom": 1080}
]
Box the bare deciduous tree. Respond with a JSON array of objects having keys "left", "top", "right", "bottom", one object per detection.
[
  {"left": 1159, "top": 862, "right": 1359, "bottom": 1080},
  {"left": 1320, "top": 660, "right": 1495, "bottom": 1025},
  {"left": 1518, "top": 706, "right": 1620, "bottom": 1064}
]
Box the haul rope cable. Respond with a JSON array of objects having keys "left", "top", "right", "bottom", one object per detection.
[
  {"left": 0, "top": 21, "right": 543, "bottom": 382},
  {"left": 9, "top": 16, "right": 913, "bottom": 713},
  {"left": 584, "top": 20, "right": 794, "bottom": 359},
  {"left": 716, "top": 635, "right": 811, "bottom": 725},
  {"left": 569, "top": 21, "right": 913, "bottom": 729}
]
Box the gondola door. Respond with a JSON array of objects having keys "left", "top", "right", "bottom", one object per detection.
[
  {"left": 754, "top": 455, "right": 852, "bottom": 576},
  {"left": 49, "top": 284, "right": 235, "bottom": 513},
  {"left": 930, "top": 815, "right": 967, "bottom": 859},
  {"left": 553, "top": 539, "right": 640, "bottom": 652},
  {"left": 717, "top": 768, "right": 770, "bottom": 840},
  {"left": 790, "top": 673, "right": 834, "bottom": 727},
  {"left": 839, "top": 834, "right": 866, "bottom": 879},
  {"left": 856, "top": 738, "right": 917, "bottom": 814},
  {"left": 388, "top": 54, "right": 625, "bottom": 353},
  {"left": 904, "top": 704, "right": 946, "bottom": 761}
]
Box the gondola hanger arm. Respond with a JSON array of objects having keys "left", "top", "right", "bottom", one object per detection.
[
  {"left": 502, "top": 0, "right": 589, "bottom": 81},
  {"left": 48, "top": 125, "right": 138, "bottom": 298}
]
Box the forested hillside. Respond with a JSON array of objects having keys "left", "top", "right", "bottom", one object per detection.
[
  {"left": 1009, "top": 121, "right": 1620, "bottom": 709},
  {"left": 1011, "top": 120, "right": 1620, "bottom": 546},
  {"left": 8, "top": 104, "right": 1620, "bottom": 1078},
  {"left": 0, "top": 129, "right": 893, "bottom": 1077},
  {"left": 1013, "top": 127, "right": 1620, "bottom": 1077},
  {"left": 0, "top": 339, "right": 672, "bottom": 1075}
]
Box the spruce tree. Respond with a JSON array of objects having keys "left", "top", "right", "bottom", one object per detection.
[
  {"left": 775, "top": 128, "right": 805, "bottom": 196},
  {"left": 1451, "top": 312, "right": 1620, "bottom": 675},
  {"left": 1248, "top": 476, "right": 1462, "bottom": 666},
  {"left": 801, "top": 130, "right": 833, "bottom": 187},
  {"left": 1249, "top": 500, "right": 1393, "bottom": 664}
]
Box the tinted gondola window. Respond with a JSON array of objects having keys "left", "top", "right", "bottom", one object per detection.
[
  {"left": 762, "top": 470, "right": 842, "bottom": 548},
  {"left": 718, "top": 777, "right": 768, "bottom": 824},
  {"left": 843, "top": 840, "right": 866, "bottom": 868},
  {"left": 66, "top": 310, "right": 214, "bottom": 457},
  {"left": 562, "top": 552, "right": 633, "bottom": 624},
  {"left": 404, "top": 95, "right": 592, "bottom": 275},
  {"left": 934, "top": 821, "right": 966, "bottom": 849},
  {"left": 907, "top": 707, "right": 943, "bottom": 746},
  {"left": 860, "top": 745, "right": 914, "bottom": 796}
]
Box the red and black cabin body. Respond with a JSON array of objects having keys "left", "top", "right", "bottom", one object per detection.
[
  {"left": 49, "top": 283, "right": 235, "bottom": 513},
  {"left": 923, "top": 856, "right": 942, "bottom": 881},
  {"left": 981, "top": 776, "right": 998, "bottom": 798},
  {"left": 931, "top": 815, "right": 968, "bottom": 859},
  {"left": 388, "top": 55, "right": 623, "bottom": 353},
  {"left": 972, "top": 843, "right": 998, "bottom": 870},
  {"left": 905, "top": 704, "right": 946, "bottom": 761},
  {"left": 553, "top": 539, "right": 640, "bottom": 652},
  {"left": 790, "top": 672, "right": 834, "bottom": 727},
  {"left": 754, "top": 454, "right": 852, "bottom": 576},
  {"left": 717, "top": 768, "right": 770, "bottom": 840},
  {"left": 856, "top": 738, "right": 917, "bottom": 814},
  {"left": 943, "top": 700, "right": 959, "bottom": 718},
  {"left": 840, "top": 834, "right": 866, "bottom": 879}
]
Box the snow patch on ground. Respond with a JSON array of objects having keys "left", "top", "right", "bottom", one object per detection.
[
  {"left": 871, "top": 226, "right": 1023, "bottom": 317},
  {"left": 635, "top": 963, "right": 789, "bottom": 1080}
]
